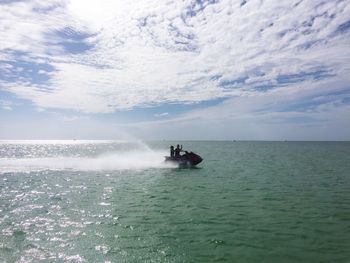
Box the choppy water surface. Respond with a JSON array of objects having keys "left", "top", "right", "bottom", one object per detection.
[{"left": 0, "top": 140, "right": 349, "bottom": 262}]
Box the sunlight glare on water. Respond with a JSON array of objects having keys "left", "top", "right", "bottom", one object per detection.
[{"left": 0, "top": 140, "right": 350, "bottom": 262}]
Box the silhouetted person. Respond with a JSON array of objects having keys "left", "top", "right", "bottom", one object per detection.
[
  {"left": 170, "top": 145, "right": 175, "bottom": 157},
  {"left": 174, "top": 144, "right": 183, "bottom": 158}
]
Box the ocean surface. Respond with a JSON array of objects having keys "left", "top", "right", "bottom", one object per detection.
[{"left": 0, "top": 140, "right": 349, "bottom": 262}]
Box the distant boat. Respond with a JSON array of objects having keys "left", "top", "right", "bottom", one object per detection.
[{"left": 165, "top": 151, "right": 203, "bottom": 167}]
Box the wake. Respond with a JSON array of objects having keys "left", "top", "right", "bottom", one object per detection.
[{"left": 0, "top": 150, "right": 174, "bottom": 173}]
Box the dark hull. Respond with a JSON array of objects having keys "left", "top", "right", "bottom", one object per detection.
[{"left": 165, "top": 152, "right": 203, "bottom": 167}]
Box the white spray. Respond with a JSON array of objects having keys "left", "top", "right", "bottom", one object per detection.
[{"left": 0, "top": 140, "right": 176, "bottom": 173}]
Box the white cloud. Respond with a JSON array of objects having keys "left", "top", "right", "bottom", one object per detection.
[
  {"left": 0, "top": 1, "right": 69, "bottom": 54},
  {"left": 117, "top": 77, "right": 350, "bottom": 140},
  {"left": 0, "top": 0, "right": 350, "bottom": 114},
  {"left": 154, "top": 112, "right": 169, "bottom": 117},
  {"left": 0, "top": 99, "right": 14, "bottom": 111}
]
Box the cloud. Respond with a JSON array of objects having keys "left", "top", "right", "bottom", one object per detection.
[
  {"left": 117, "top": 77, "right": 350, "bottom": 140},
  {"left": 49, "top": 111, "right": 89, "bottom": 122},
  {"left": 0, "top": 0, "right": 349, "bottom": 115},
  {"left": 0, "top": 100, "right": 13, "bottom": 111},
  {"left": 154, "top": 112, "right": 169, "bottom": 117}
]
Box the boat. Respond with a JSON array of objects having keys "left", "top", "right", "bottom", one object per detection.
[{"left": 165, "top": 151, "right": 203, "bottom": 167}]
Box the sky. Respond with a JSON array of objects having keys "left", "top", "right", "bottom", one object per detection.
[{"left": 0, "top": 0, "right": 350, "bottom": 140}]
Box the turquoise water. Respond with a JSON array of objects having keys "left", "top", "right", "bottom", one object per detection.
[{"left": 0, "top": 140, "right": 350, "bottom": 262}]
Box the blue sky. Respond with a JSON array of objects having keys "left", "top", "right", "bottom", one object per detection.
[{"left": 0, "top": 0, "right": 350, "bottom": 140}]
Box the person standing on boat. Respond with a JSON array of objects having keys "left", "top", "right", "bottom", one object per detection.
[
  {"left": 174, "top": 144, "right": 183, "bottom": 158},
  {"left": 170, "top": 145, "right": 175, "bottom": 157}
]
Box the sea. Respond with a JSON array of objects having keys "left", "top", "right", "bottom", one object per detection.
[{"left": 0, "top": 140, "right": 349, "bottom": 262}]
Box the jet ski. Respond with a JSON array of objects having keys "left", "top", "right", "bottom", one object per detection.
[{"left": 165, "top": 151, "right": 203, "bottom": 167}]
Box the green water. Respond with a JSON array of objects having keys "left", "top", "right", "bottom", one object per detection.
[{"left": 0, "top": 141, "right": 350, "bottom": 262}]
